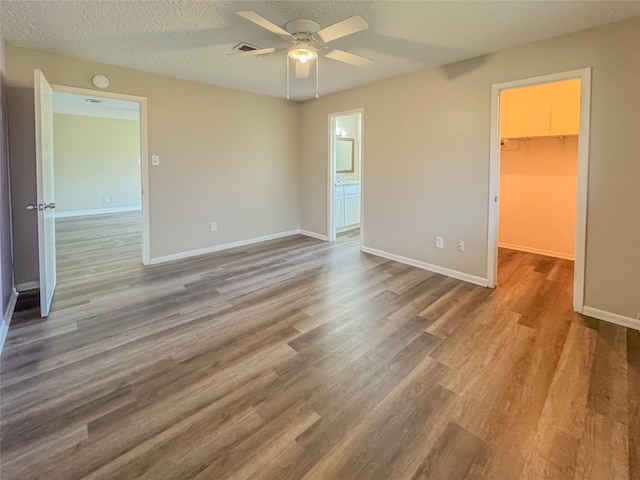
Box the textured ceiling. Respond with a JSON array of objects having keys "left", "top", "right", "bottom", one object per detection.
[
  {"left": 53, "top": 92, "right": 140, "bottom": 121},
  {"left": 2, "top": 1, "right": 639, "bottom": 101}
]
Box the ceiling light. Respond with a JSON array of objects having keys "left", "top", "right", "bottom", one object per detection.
[{"left": 288, "top": 46, "right": 317, "bottom": 63}]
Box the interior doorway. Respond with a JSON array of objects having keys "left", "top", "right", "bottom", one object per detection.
[
  {"left": 50, "top": 88, "right": 147, "bottom": 291},
  {"left": 50, "top": 84, "right": 150, "bottom": 268},
  {"left": 487, "top": 69, "right": 591, "bottom": 313},
  {"left": 328, "top": 109, "right": 363, "bottom": 243}
]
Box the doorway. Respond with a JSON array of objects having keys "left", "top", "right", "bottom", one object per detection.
[
  {"left": 328, "top": 109, "right": 363, "bottom": 244},
  {"left": 51, "top": 88, "right": 147, "bottom": 290},
  {"left": 487, "top": 69, "right": 591, "bottom": 313},
  {"left": 49, "top": 84, "right": 150, "bottom": 271}
]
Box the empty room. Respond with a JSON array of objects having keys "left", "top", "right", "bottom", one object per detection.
[{"left": 0, "top": 2, "right": 639, "bottom": 479}]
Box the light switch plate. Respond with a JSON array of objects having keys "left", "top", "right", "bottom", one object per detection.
[{"left": 151, "top": 155, "right": 160, "bottom": 166}]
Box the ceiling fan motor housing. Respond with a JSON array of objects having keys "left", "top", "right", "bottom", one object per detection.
[
  {"left": 285, "top": 19, "right": 321, "bottom": 36},
  {"left": 285, "top": 19, "right": 323, "bottom": 55}
]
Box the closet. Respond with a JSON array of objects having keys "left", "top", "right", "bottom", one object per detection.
[{"left": 499, "top": 79, "right": 580, "bottom": 260}]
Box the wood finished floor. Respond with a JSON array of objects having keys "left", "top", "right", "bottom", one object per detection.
[{"left": 1, "top": 212, "right": 639, "bottom": 480}]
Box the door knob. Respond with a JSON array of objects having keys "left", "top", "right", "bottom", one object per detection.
[{"left": 26, "top": 203, "right": 56, "bottom": 211}]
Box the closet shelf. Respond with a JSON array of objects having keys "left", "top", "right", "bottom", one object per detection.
[{"left": 501, "top": 134, "right": 577, "bottom": 151}]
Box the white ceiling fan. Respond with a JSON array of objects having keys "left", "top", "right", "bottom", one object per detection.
[{"left": 235, "top": 10, "right": 373, "bottom": 96}]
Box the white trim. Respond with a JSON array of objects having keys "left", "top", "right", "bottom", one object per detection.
[
  {"left": 327, "top": 108, "right": 364, "bottom": 244},
  {"left": 17, "top": 281, "right": 39, "bottom": 291},
  {"left": 498, "top": 242, "right": 574, "bottom": 261},
  {"left": 582, "top": 306, "right": 640, "bottom": 331},
  {"left": 51, "top": 84, "right": 151, "bottom": 266},
  {"left": 487, "top": 68, "right": 591, "bottom": 315},
  {"left": 150, "top": 230, "right": 301, "bottom": 265},
  {"left": 55, "top": 206, "right": 141, "bottom": 218},
  {"left": 300, "top": 230, "right": 328, "bottom": 241},
  {"left": 0, "top": 288, "right": 19, "bottom": 356},
  {"left": 362, "top": 245, "right": 488, "bottom": 287},
  {"left": 140, "top": 99, "right": 151, "bottom": 266}
]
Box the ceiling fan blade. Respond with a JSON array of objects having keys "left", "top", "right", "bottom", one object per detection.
[
  {"left": 236, "top": 11, "right": 292, "bottom": 38},
  {"left": 295, "top": 60, "right": 311, "bottom": 79},
  {"left": 316, "top": 15, "right": 369, "bottom": 43},
  {"left": 324, "top": 49, "right": 374, "bottom": 68},
  {"left": 233, "top": 47, "right": 277, "bottom": 56}
]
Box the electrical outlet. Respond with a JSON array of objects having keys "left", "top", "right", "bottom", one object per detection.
[
  {"left": 436, "top": 236, "right": 444, "bottom": 249},
  {"left": 210, "top": 222, "right": 217, "bottom": 232},
  {"left": 103, "top": 195, "right": 110, "bottom": 203},
  {"left": 151, "top": 155, "right": 160, "bottom": 166},
  {"left": 457, "top": 240, "right": 465, "bottom": 252}
]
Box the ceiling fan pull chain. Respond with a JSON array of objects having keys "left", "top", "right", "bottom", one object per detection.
[
  {"left": 286, "top": 55, "right": 290, "bottom": 100},
  {"left": 316, "top": 57, "right": 319, "bottom": 99}
]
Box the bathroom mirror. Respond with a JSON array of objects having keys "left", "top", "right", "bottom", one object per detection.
[{"left": 336, "top": 137, "right": 355, "bottom": 173}]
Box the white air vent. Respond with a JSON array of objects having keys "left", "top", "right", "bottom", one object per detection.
[{"left": 232, "top": 42, "right": 261, "bottom": 52}]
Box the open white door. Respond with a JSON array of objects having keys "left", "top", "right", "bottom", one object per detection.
[{"left": 31, "top": 69, "right": 57, "bottom": 316}]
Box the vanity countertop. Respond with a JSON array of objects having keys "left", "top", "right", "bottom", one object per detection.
[{"left": 335, "top": 180, "right": 361, "bottom": 186}]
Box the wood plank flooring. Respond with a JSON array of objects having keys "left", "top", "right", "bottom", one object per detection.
[{"left": 1, "top": 212, "right": 638, "bottom": 480}]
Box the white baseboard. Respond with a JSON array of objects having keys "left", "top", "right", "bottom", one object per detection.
[
  {"left": 56, "top": 206, "right": 141, "bottom": 218},
  {"left": 299, "top": 230, "right": 328, "bottom": 241},
  {"left": 499, "top": 242, "right": 574, "bottom": 261},
  {"left": 582, "top": 306, "right": 640, "bottom": 331},
  {"left": 0, "top": 287, "right": 19, "bottom": 356},
  {"left": 16, "top": 281, "right": 39, "bottom": 292},
  {"left": 337, "top": 224, "right": 360, "bottom": 233},
  {"left": 361, "top": 245, "right": 488, "bottom": 287},
  {"left": 150, "top": 229, "right": 303, "bottom": 265}
]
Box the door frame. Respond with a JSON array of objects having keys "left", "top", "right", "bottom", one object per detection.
[
  {"left": 51, "top": 84, "right": 151, "bottom": 265},
  {"left": 327, "top": 108, "right": 364, "bottom": 247},
  {"left": 486, "top": 68, "right": 591, "bottom": 313}
]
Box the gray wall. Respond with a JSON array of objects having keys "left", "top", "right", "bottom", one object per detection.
[
  {"left": 1, "top": 33, "right": 15, "bottom": 316},
  {"left": 300, "top": 18, "right": 640, "bottom": 319},
  {"left": 6, "top": 46, "right": 301, "bottom": 285}
]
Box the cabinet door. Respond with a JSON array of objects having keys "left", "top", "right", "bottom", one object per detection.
[
  {"left": 550, "top": 78, "right": 580, "bottom": 136},
  {"left": 500, "top": 83, "right": 551, "bottom": 138},
  {"left": 355, "top": 193, "right": 361, "bottom": 224},
  {"left": 344, "top": 194, "right": 357, "bottom": 226},
  {"left": 335, "top": 196, "right": 345, "bottom": 228}
]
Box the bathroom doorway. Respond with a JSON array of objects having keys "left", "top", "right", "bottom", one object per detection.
[{"left": 328, "top": 109, "right": 363, "bottom": 244}]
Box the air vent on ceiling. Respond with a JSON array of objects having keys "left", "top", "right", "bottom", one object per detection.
[
  {"left": 232, "top": 42, "right": 261, "bottom": 52},
  {"left": 85, "top": 98, "right": 102, "bottom": 104}
]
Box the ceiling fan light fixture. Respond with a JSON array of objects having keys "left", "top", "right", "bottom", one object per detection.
[{"left": 288, "top": 46, "right": 317, "bottom": 63}]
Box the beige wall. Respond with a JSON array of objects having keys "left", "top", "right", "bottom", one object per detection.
[
  {"left": 300, "top": 18, "right": 640, "bottom": 319},
  {"left": 7, "top": 46, "right": 300, "bottom": 284},
  {"left": 53, "top": 114, "right": 141, "bottom": 214},
  {"left": 499, "top": 137, "right": 578, "bottom": 259}
]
